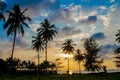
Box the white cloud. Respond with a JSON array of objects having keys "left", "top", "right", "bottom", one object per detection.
[
  {"left": 110, "top": 4, "right": 117, "bottom": 11},
  {"left": 29, "top": 21, "right": 40, "bottom": 32},
  {"left": 100, "top": 6, "right": 107, "bottom": 10},
  {"left": 99, "top": 14, "right": 110, "bottom": 28},
  {"left": 110, "top": 0, "right": 115, "bottom": 3}
]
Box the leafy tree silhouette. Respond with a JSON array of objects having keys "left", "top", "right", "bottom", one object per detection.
[
  {"left": 6, "top": 57, "right": 20, "bottom": 73},
  {"left": 83, "top": 38, "right": 104, "bottom": 73},
  {"left": 40, "top": 60, "right": 50, "bottom": 73},
  {"left": 0, "top": 58, "right": 7, "bottom": 74}
]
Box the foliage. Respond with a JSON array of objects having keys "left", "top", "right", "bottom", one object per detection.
[
  {"left": 3, "top": 4, "right": 31, "bottom": 60},
  {"left": 73, "top": 49, "right": 84, "bottom": 74},
  {"left": 0, "top": 57, "right": 37, "bottom": 74},
  {"left": 0, "top": 59, "right": 7, "bottom": 74},
  {"left": 62, "top": 39, "right": 76, "bottom": 74},
  {"left": 62, "top": 39, "right": 76, "bottom": 54},
  {"left": 0, "top": 73, "right": 120, "bottom": 80},
  {"left": 37, "top": 19, "right": 57, "bottom": 61},
  {"left": 4, "top": 4, "right": 31, "bottom": 36},
  {"left": 114, "top": 30, "right": 120, "bottom": 68},
  {"left": 83, "top": 38, "right": 104, "bottom": 72},
  {"left": 115, "top": 30, "right": 120, "bottom": 43},
  {"left": 32, "top": 34, "right": 45, "bottom": 69},
  {"left": 73, "top": 49, "right": 84, "bottom": 63},
  {"left": 40, "top": 60, "right": 50, "bottom": 71},
  {"left": 114, "top": 49, "right": 120, "bottom": 68},
  {"left": 0, "top": 0, "right": 6, "bottom": 21},
  {"left": 32, "top": 35, "right": 45, "bottom": 52},
  {"left": 37, "top": 19, "right": 57, "bottom": 43}
]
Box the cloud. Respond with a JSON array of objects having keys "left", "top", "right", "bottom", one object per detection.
[
  {"left": 7, "top": 35, "right": 29, "bottom": 49},
  {"left": 100, "top": 44, "right": 118, "bottom": 55},
  {"left": 101, "top": 44, "right": 117, "bottom": 50},
  {"left": 0, "top": 31, "right": 7, "bottom": 40},
  {"left": 78, "top": 16, "right": 97, "bottom": 25},
  {"left": 100, "top": 6, "right": 107, "bottom": 10},
  {"left": 61, "top": 26, "right": 81, "bottom": 36},
  {"left": 99, "top": 44, "right": 118, "bottom": 60},
  {"left": 6, "top": 0, "right": 60, "bottom": 17},
  {"left": 29, "top": 21, "right": 40, "bottom": 32},
  {"left": 0, "top": 51, "right": 2, "bottom": 54},
  {"left": 110, "top": 0, "right": 115, "bottom": 3},
  {"left": 91, "top": 32, "right": 106, "bottom": 40}
]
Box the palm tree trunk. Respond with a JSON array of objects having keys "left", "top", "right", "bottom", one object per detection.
[
  {"left": 79, "top": 63, "right": 81, "bottom": 74},
  {"left": 38, "top": 50, "right": 40, "bottom": 70},
  {"left": 11, "top": 30, "right": 17, "bottom": 60},
  {"left": 45, "top": 43, "right": 47, "bottom": 61},
  {"left": 67, "top": 53, "right": 70, "bottom": 75}
]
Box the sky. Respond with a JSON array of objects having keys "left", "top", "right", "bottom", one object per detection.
[{"left": 0, "top": 0, "right": 120, "bottom": 73}]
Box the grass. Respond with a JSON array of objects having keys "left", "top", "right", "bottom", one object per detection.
[{"left": 0, "top": 73, "right": 120, "bottom": 80}]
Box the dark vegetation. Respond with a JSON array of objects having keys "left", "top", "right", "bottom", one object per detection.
[{"left": 0, "top": 73, "right": 120, "bottom": 80}]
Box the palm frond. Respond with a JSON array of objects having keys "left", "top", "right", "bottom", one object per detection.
[{"left": 0, "top": 13, "right": 5, "bottom": 21}]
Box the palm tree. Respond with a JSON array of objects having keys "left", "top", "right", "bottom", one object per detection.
[
  {"left": 114, "top": 30, "right": 120, "bottom": 68},
  {"left": 116, "top": 30, "right": 120, "bottom": 43},
  {"left": 62, "top": 39, "right": 75, "bottom": 74},
  {"left": 4, "top": 4, "right": 31, "bottom": 60},
  {"left": 37, "top": 19, "right": 57, "bottom": 61},
  {"left": 32, "top": 34, "right": 45, "bottom": 70},
  {"left": 73, "top": 49, "right": 84, "bottom": 74},
  {"left": 0, "top": 0, "right": 6, "bottom": 21}
]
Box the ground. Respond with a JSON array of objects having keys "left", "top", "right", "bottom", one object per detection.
[{"left": 0, "top": 73, "right": 120, "bottom": 80}]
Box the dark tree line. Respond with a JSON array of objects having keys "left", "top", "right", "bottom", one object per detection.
[
  {"left": 0, "top": 57, "right": 36, "bottom": 74},
  {"left": 0, "top": 57, "right": 62, "bottom": 75}
]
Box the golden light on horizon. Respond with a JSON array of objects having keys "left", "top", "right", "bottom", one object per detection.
[{"left": 61, "top": 53, "right": 73, "bottom": 58}]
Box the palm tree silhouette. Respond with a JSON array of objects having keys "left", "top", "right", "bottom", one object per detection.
[
  {"left": 62, "top": 39, "right": 75, "bottom": 74},
  {"left": 73, "top": 49, "right": 84, "bottom": 74},
  {"left": 37, "top": 19, "right": 57, "bottom": 61},
  {"left": 114, "top": 30, "right": 120, "bottom": 68},
  {"left": 4, "top": 4, "right": 31, "bottom": 60},
  {"left": 32, "top": 34, "right": 45, "bottom": 70},
  {"left": 0, "top": 1, "right": 6, "bottom": 21},
  {"left": 116, "top": 30, "right": 120, "bottom": 43}
]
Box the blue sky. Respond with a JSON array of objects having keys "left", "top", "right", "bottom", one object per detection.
[{"left": 0, "top": 0, "right": 120, "bottom": 71}]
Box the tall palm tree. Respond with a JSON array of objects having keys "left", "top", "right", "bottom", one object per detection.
[
  {"left": 73, "top": 49, "right": 84, "bottom": 74},
  {"left": 116, "top": 30, "right": 120, "bottom": 43},
  {"left": 32, "top": 34, "right": 45, "bottom": 70},
  {"left": 37, "top": 19, "right": 57, "bottom": 61},
  {"left": 62, "top": 39, "right": 75, "bottom": 74},
  {"left": 4, "top": 4, "right": 31, "bottom": 60}
]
